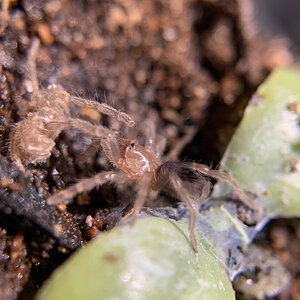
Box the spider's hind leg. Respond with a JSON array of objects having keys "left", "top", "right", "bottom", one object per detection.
[{"left": 187, "top": 162, "right": 259, "bottom": 212}]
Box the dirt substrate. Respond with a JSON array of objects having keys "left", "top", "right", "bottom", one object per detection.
[{"left": 0, "top": 0, "right": 299, "bottom": 299}]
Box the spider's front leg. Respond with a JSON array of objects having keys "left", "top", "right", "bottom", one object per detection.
[
  {"left": 48, "top": 171, "right": 126, "bottom": 205},
  {"left": 46, "top": 118, "right": 114, "bottom": 141},
  {"left": 71, "top": 96, "right": 135, "bottom": 128},
  {"left": 121, "top": 173, "right": 153, "bottom": 225}
]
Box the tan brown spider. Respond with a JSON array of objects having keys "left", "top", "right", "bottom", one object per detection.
[
  {"left": 10, "top": 39, "right": 257, "bottom": 252},
  {"left": 47, "top": 120, "right": 257, "bottom": 252}
]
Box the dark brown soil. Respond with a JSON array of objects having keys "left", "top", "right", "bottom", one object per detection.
[{"left": 0, "top": 0, "right": 298, "bottom": 299}]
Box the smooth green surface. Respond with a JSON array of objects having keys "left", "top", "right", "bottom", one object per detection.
[
  {"left": 37, "top": 217, "right": 235, "bottom": 300},
  {"left": 214, "top": 68, "right": 300, "bottom": 216}
]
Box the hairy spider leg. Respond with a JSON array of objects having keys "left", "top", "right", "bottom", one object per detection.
[
  {"left": 45, "top": 118, "right": 115, "bottom": 141},
  {"left": 122, "top": 173, "right": 153, "bottom": 224},
  {"left": 47, "top": 128, "right": 126, "bottom": 205},
  {"left": 169, "top": 174, "right": 199, "bottom": 252},
  {"left": 71, "top": 96, "right": 136, "bottom": 128},
  {"left": 100, "top": 134, "right": 123, "bottom": 166},
  {"left": 48, "top": 171, "right": 126, "bottom": 205},
  {"left": 185, "top": 162, "right": 258, "bottom": 211}
]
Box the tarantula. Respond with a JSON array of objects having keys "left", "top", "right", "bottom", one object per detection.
[
  {"left": 47, "top": 119, "right": 257, "bottom": 251},
  {"left": 10, "top": 39, "right": 257, "bottom": 252}
]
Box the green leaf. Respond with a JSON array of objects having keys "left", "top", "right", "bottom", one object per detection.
[
  {"left": 36, "top": 217, "right": 235, "bottom": 300},
  {"left": 214, "top": 68, "right": 300, "bottom": 216}
]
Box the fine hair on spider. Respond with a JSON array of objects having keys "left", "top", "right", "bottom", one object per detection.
[
  {"left": 11, "top": 38, "right": 259, "bottom": 253},
  {"left": 9, "top": 38, "right": 135, "bottom": 171}
]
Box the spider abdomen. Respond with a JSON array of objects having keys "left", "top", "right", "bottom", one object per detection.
[{"left": 154, "top": 161, "right": 212, "bottom": 201}]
